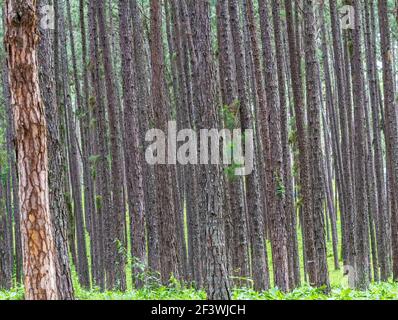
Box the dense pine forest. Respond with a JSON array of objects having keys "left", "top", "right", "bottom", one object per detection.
[{"left": 0, "top": 0, "right": 398, "bottom": 301}]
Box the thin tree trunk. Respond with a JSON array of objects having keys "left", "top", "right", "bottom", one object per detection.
[
  {"left": 258, "top": 0, "right": 290, "bottom": 292},
  {"left": 118, "top": 0, "right": 146, "bottom": 289},
  {"left": 228, "top": 0, "right": 270, "bottom": 291},
  {"left": 378, "top": 0, "right": 398, "bottom": 281},
  {"left": 284, "top": 0, "right": 316, "bottom": 285},
  {"left": 96, "top": 0, "right": 127, "bottom": 291},
  {"left": 303, "top": 0, "right": 329, "bottom": 291},
  {"left": 38, "top": 0, "right": 75, "bottom": 299},
  {"left": 350, "top": 0, "right": 370, "bottom": 290},
  {"left": 59, "top": 0, "right": 90, "bottom": 289},
  {"left": 150, "top": 0, "right": 180, "bottom": 284},
  {"left": 88, "top": 0, "right": 108, "bottom": 290}
]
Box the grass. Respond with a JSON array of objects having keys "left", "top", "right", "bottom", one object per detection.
[
  {"left": 1, "top": 204, "right": 397, "bottom": 300},
  {"left": 2, "top": 282, "right": 398, "bottom": 300},
  {"left": 2, "top": 228, "right": 398, "bottom": 300}
]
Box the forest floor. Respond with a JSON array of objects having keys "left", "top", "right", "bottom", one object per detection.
[
  {"left": 1, "top": 280, "right": 398, "bottom": 300},
  {"left": 1, "top": 218, "right": 397, "bottom": 300},
  {"left": 2, "top": 236, "right": 398, "bottom": 300}
]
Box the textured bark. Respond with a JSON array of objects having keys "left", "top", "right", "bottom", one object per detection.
[
  {"left": 271, "top": 0, "right": 301, "bottom": 288},
  {"left": 78, "top": 0, "right": 98, "bottom": 283},
  {"left": 3, "top": 56, "right": 21, "bottom": 288},
  {"left": 118, "top": 0, "right": 146, "bottom": 288},
  {"left": 5, "top": 0, "right": 58, "bottom": 300},
  {"left": 53, "top": 0, "right": 76, "bottom": 271},
  {"left": 88, "top": 0, "right": 108, "bottom": 290},
  {"left": 129, "top": 0, "right": 160, "bottom": 275},
  {"left": 245, "top": 0, "right": 277, "bottom": 292},
  {"left": 65, "top": 0, "right": 94, "bottom": 287},
  {"left": 78, "top": 0, "right": 95, "bottom": 244},
  {"left": 0, "top": 172, "right": 12, "bottom": 290},
  {"left": 58, "top": 0, "right": 90, "bottom": 290},
  {"left": 106, "top": 7, "right": 128, "bottom": 253},
  {"left": 66, "top": 0, "right": 91, "bottom": 243},
  {"left": 216, "top": 0, "right": 250, "bottom": 287},
  {"left": 284, "top": 0, "right": 316, "bottom": 285},
  {"left": 320, "top": 100, "right": 339, "bottom": 271},
  {"left": 165, "top": 1, "right": 188, "bottom": 281},
  {"left": 303, "top": 0, "right": 330, "bottom": 291},
  {"left": 150, "top": 0, "right": 180, "bottom": 283},
  {"left": 169, "top": 0, "right": 189, "bottom": 282},
  {"left": 361, "top": 1, "right": 378, "bottom": 282},
  {"left": 191, "top": 0, "right": 231, "bottom": 300},
  {"left": 228, "top": 0, "right": 269, "bottom": 291},
  {"left": 343, "top": 24, "right": 358, "bottom": 272},
  {"left": 258, "top": 0, "right": 290, "bottom": 292},
  {"left": 242, "top": 0, "right": 269, "bottom": 240},
  {"left": 364, "top": 0, "right": 388, "bottom": 281},
  {"left": 319, "top": 3, "right": 341, "bottom": 271},
  {"left": 215, "top": 0, "right": 233, "bottom": 280},
  {"left": 349, "top": 0, "right": 370, "bottom": 290},
  {"left": 189, "top": 0, "right": 209, "bottom": 282},
  {"left": 4, "top": 166, "right": 14, "bottom": 289},
  {"left": 38, "top": 0, "right": 74, "bottom": 299},
  {"left": 329, "top": 0, "right": 355, "bottom": 268},
  {"left": 173, "top": 0, "right": 203, "bottom": 287},
  {"left": 96, "top": 0, "right": 126, "bottom": 291},
  {"left": 378, "top": 0, "right": 398, "bottom": 281}
]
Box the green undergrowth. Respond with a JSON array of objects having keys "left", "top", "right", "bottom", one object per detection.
[
  {"left": 2, "top": 282, "right": 398, "bottom": 300},
  {"left": 2, "top": 209, "right": 397, "bottom": 300},
  {"left": 232, "top": 282, "right": 398, "bottom": 300}
]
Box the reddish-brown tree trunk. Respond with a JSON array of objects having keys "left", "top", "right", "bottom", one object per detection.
[{"left": 5, "top": 0, "right": 59, "bottom": 300}]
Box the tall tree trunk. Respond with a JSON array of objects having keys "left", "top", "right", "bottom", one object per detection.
[
  {"left": 258, "top": 0, "right": 290, "bottom": 292},
  {"left": 228, "top": 0, "right": 270, "bottom": 291},
  {"left": 216, "top": 0, "right": 250, "bottom": 287},
  {"left": 303, "top": 0, "right": 330, "bottom": 291},
  {"left": 0, "top": 167, "right": 12, "bottom": 290},
  {"left": 284, "top": 0, "right": 316, "bottom": 285},
  {"left": 58, "top": 0, "right": 90, "bottom": 289},
  {"left": 88, "top": 0, "right": 108, "bottom": 290},
  {"left": 271, "top": 0, "right": 301, "bottom": 288},
  {"left": 129, "top": 0, "right": 161, "bottom": 275},
  {"left": 5, "top": 0, "right": 59, "bottom": 300},
  {"left": 150, "top": 0, "right": 181, "bottom": 283},
  {"left": 350, "top": 0, "right": 370, "bottom": 290},
  {"left": 3, "top": 48, "right": 23, "bottom": 286},
  {"left": 329, "top": 0, "right": 356, "bottom": 269},
  {"left": 378, "top": 0, "right": 398, "bottom": 281},
  {"left": 96, "top": 0, "right": 127, "bottom": 291},
  {"left": 319, "top": 3, "right": 340, "bottom": 271},
  {"left": 165, "top": 1, "right": 188, "bottom": 281},
  {"left": 118, "top": 0, "right": 146, "bottom": 289},
  {"left": 39, "top": 0, "right": 75, "bottom": 299},
  {"left": 365, "top": 0, "right": 389, "bottom": 281},
  {"left": 191, "top": 0, "right": 231, "bottom": 300},
  {"left": 173, "top": 0, "right": 203, "bottom": 287}
]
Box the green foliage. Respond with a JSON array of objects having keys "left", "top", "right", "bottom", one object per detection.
[
  {"left": 130, "top": 257, "right": 162, "bottom": 288},
  {"left": 220, "top": 100, "right": 240, "bottom": 130},
  {"left": 74, "top": 286, "right": 206, "bottom": 301},
  {"left": 89, "top": 154, "right": 100, "bottom": 178},
  {"left": 2, "top": 282, "right": 398, "bottom": 300},
  {"left": 275, "top": 174, "right": 286, "bottom": 198},
  {"left": 224, "top": 162, "right": 241, "bottom": 181},
  {"left": 0, "top": 287, "right": 24, "bottom": 301},
  {"left": 115, "top": 238, "right": 128, "bottom": 260},
  {"left": 95, "top": 195, "right": 103, "bottom": 210},
  {"left": 75, "top": 108, "right": 88, "bottom": 120}
]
